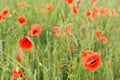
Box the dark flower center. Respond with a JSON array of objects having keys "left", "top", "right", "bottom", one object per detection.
[
  {"left": 33, "top": 30, "right": 37, "bottom": 34},
  {"left": 90, "top": 60, "right": 97, "bottom": 65},
  {"left": 25, "top": 38, "right": 28, "bottom": 42}
]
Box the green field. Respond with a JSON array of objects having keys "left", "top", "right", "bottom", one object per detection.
[{"left": 0, "top": 0, "right": 120, "bottom": 80}]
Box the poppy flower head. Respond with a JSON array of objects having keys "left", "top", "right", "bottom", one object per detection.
[
  {"left": 101, "top": 36, "right": 108, "bottom": 44},
  {"left": 82, "top": 51, "right": 101, "bottom": 71},
  {"left": 65, "top": 24, "right": 72, "bottom": 32},
  {"left": 64, "top": 0, "right": 74, "bottom": 4},
  {"left": 17, "top": 50, "right": 22, "bottom": 63},
  {"left": 30, "top": 24, "right": 42, "bottom": 36},
  {"left": 65, "top": 24, "right": 72, "bottom": 37},
  {"left": 19, "top": 36, "right": 32, "bottom": 50},
  {"left": 18, "top": 16, "right": 27, "bottom": 24},
  {"left": 99, "top": 7, "right": 110, "bottom": 16},
  {"left": 10, "top": 66, "right": 28, "bottom": 80},
  {"left": 17, "top": 2, "right": 26, "bottom": 8},
  {"left": 52, "top": 27, "right": 61, "bottom": 36},
  {"left": 72, "top": 5, "right": 78, "bottom": 14},
  {"left": 91, "top": 11, "right": 97, "bottom": 20},
  {"left": 84, "top": 53, "right": 101, "bottom": 71},
  {"left": 91, "top": 0, "right": 98, "bottom": 3},
  {"left": 0, "top": 12, "right": 3, "bottom": 21},
  {"left": 45, "top": 4, "right": 53, "bottom": 11},
  {"left": 2, "top": 7, "right": 9, "bottom": 17},
  {"left": 82, "top": 51, "right": 93, "bottom": 57},
  {"left": 12, "top": 66, "right": 22, "bottom": 78},
  {"left": 96, "top": 29, "right": 102, "bottom": 39},
  {"left": 108, "top": 61, "right": 113, "bottom": 67},
  {"left": 85, "top": 8, "right": 91, "bottom": 17},
  {"left": 111, "top": 10, "right": 116, "bottom": 16},
  {"left": 93, "top": 6, "right": 99, "bottom": 14}
]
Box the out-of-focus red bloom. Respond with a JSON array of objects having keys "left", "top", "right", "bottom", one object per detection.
[
  {"left": 28, "top": 24, "right": 42, "bottom": 36},
  {"left": 96, "top": 29, "right": 108, "bottom": 44},
  {"left": 91, "top": 11, "right": 97, "bottom": 20},
  {"left": 99, "top": 7, "right": 110, "bottom": 16},
  {"left": 2, "top": 7, "right": 9, "bottom": 17},
  {"left": 82, "top": 51, "right": 93, "bottom": 60},
  {"left": 0, "top": 12, "right": 3, "bottom": 21},
  {"left": 17, "top": 50, "right": 22, "bottom": 63},
  {"left": 52, "top": 27, "right": 61, "bottom": 36},
  {"left": 18, "top": 16, "right": 27, "bottom": 24},
  {"left": 91, "top": 0, "right": 98, "bottom": 3},
  {"left": 11, "top": 66, "right": 22, "bottom": 78},
  {"left": 111, "top": 10, "right": 116, "bottom": 16},
  {"left": 65, "top": 24, "right": 72, "bottom": 37},
  {"left": 64, "top": 0, "right": 74, "bottom": 4},
  {"left": 72, "top": 5, "right": 78, "bottom": 14},
  {"left": 85, "top": 8, "right": 91, "bottom": 17},
  {"left": 108, "top": 61, "right": 113, "bottom": 67},
  {"left": 19, "top": 36, "right": 32, "bottom": 50},
  {"left": 82, "top": 51, "right": 101, "bottom": 71},
  {"left": 96, "top": 29, "right": 102, "bottom": 39},
  {"left": 101, "top": 36, "right": 108, "bottom": 44},
  {"left": 45, "top": 4, "right": 53, "bottom": 11},
  {"left": 17, "top": 2, "right": 26, "bottom": 8},
  {"left": 10, "top": 66, "right": 28, "bottom": 80},
  {"left": 93, "top": 6, "right": 99, "bottom": 14}
]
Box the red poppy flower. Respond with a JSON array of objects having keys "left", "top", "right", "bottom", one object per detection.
[
  {"left": 65, "top": 24, "right": 72, "bottom": 37},
  {"left": 111, "top": 10, "right": 116, "bottom": 16},
  {"left": 85, "top": 8, "right": 91, "bottom": 17},
  {"left": 18, "top": 16, "right": 27, "bottom": 24},
  {"left": 10, "top": 66, "right": 28, "bottom": 80},
  {"left": 93, "top": 6, "right": 99, "bottom": 14},
  {"left": 45, "top": 4, "right": 53, "bottom": 11},
  {"left": 17, "top": 2, "right": 26, "bottom": 8},
  {"left": 91, "top": 0, "right": 98, "bottom": 3},
  {"left": 96, "top": 29, "right": 102, "bottom": 39},
  {"left": 64, "top": 0, "right": 74, "bottom": 4},
  {"left": 99, "top": 7, "right": 110, "bottom": 16},
  {"left": 82, "top": 51, "right": 93, "bottom": 60},
  {"left": 0, "top": 12, "right": 3, "bottom": 21},
  {"left": 108, "top": 61, "right": 113, "bottom": 67},
  {"left": 72, "top": 5, "right": 78, "bottom": 14},
  {"left": 82, "top": 51, "right": 101, "bottom": 71},
  {"left": 2, "top": 7, "right": 9, "bottom": 17},
  {"left": 19, "top": 36, "right": 32, "bottom": 50},
  {"left": 28, "top": 24, "right": 42, "bottom": 36},
  {"left": 17, "top": 50, "right": 22, "bottom": 63},
  {"left": 52, "top": 27, "right": 61, "bottom": 36},
  {"left": 101, "top": 36, "right": 108, "bottom": 44},
  {"left": 91, "top": 11, "right": 97, "bottom": 20}
]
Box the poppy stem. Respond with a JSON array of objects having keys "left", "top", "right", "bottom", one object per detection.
[
  {"left": 92, "top": 72, "right": 95, "bottom": 80},
  {"left": 61, "top": 10, "right": 66, "bottom": 26}
]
